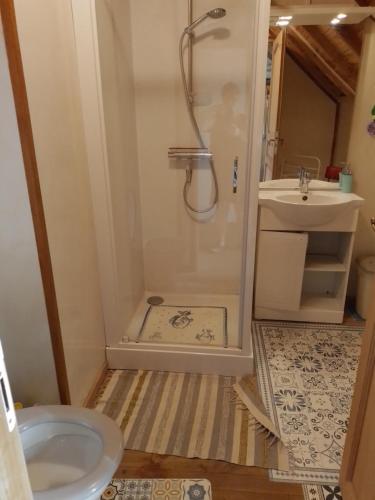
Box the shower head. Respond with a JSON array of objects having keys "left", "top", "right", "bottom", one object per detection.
[
  {"left": 207, "top": 8, "right": 226, "bottom": 19},
  {"left": 185, "top": 7, "right": 226, "bottom": 32}
]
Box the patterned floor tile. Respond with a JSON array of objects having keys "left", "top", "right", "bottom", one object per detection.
[
  {"left": 303, "top": 484, "right": 342, "bottom": 500},
  {"left": 101, "top": 479, "right": 212, "bottom": 500},
  {"left": 253, "top": 322, "right": 362, "bottom": 484}
]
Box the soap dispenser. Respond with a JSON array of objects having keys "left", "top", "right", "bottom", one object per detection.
[{"left": 341, "top": 163, "right": 352, "bottom": 193}]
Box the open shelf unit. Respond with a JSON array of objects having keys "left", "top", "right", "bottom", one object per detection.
[{"left": 300, "top": 232, "right": 353, "bottom": 317}]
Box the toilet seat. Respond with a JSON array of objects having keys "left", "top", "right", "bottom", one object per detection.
[{"left": 17, "top": 405, "right": 123, "bottom": 500}]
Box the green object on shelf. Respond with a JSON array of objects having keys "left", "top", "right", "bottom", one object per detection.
[{"left": 341, "top": 173, "right": 352, "bottom": 193}]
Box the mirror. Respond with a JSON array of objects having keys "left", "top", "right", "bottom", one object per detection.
[{"left": 260, "top": 7, "right": 373, "bottom": 183}]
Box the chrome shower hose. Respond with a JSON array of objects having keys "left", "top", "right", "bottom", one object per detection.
[{"left": 179, "top": 30, "right": 219, "bottom": 214}]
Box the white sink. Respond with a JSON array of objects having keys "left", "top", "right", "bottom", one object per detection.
[
  {"left": 259, "top": 178, "right": 340, "bottom": 191},
  {"left": 259, "top": 190, "right": 364, "bottom": 227}
]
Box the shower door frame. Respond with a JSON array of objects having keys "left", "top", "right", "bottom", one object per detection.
[{"left": 71, "top": 0, "right": 270, "bottom": 375}]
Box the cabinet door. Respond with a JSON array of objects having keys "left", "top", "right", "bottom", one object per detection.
[{"left": 255, "top": 231, "right": 308, "bottom": 311}]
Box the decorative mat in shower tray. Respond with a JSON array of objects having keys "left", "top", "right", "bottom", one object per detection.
[
  {"left": 101, "top": 479, "right": 212, "bottom": 500},
  {"left": 95, "top": 370, "right": 288, "bottom": 470},
  {"left": 136, "top": 305, "right": 228, "bottom": 347},
  {"left": 253, "top": 321, "right": 362, "bottom": 485}
]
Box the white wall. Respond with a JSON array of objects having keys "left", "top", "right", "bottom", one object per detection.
[
  {"left": 130, "top": 0, "right": 255, "bottom": 295},
  {"left": 0, "top": 25, "right": 59, "bottom": 406},
  {"left": 348, "top": 20, "right": 375, "bottom": 264},
  {"left": 14, "top": 0, "right": 106, "bottom": 405},
  {"left": 95, "top": 0, "right": 145, "bottom": 337}
]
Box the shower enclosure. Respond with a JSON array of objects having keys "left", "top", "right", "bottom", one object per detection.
[{"left": 72, "top": 0, "right": 268, "bottom": 374}]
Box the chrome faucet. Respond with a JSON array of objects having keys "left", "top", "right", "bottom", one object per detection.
[
  {"left": 299, "top": 169, "right": 311, "bottom": 194},
  {"left": 298, "top": 167, "right": 306, "bottom": 187}
]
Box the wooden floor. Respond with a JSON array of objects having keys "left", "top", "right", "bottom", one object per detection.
[
  {"left": 115, "top": 450, "right": 304, "bottom": 500},
  {"left": 101, "top": 317, "right": 367, "bottom": 499}
]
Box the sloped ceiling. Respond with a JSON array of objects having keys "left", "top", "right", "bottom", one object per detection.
[
  {"left": 356, "top": 0, "right": 375, "bottom": 6},
  {"left": 269, "top": 0, "right": 375, "bottom": 100},
  {"left": 270, "top": 23, "right": 364, "bottom": 101}
]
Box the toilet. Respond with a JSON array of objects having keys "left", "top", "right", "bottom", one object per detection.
[{"left": 17, "top": 405, "right": 123, "bottom": 500}]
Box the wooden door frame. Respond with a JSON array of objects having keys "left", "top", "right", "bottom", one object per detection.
[
  {"left": 340, "top": 282, "right": 375, "bottom": 498},
  {"left": 0, "top": 0, "right": 70, "bottom": 404},
  {"left": 267, "top": 28, "right": 286, "bottom": 180}
]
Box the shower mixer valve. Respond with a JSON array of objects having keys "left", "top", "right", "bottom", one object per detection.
[{"left": 168, "top": 147, "right": 213, "bottom": 161}]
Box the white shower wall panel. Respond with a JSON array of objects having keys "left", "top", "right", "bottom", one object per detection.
[{"left": 96, "top": 0, "right": 146, "bottom": 333}]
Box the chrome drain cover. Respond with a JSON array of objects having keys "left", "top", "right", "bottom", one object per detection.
[{"left": 147, "top": 296, "right": 164, "bottom": 306}]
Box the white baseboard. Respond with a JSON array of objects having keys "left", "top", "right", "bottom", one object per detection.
[
  {"left": 255, "top": 306, "right": 343, "bottom": 323},
  {"left": 106, "top": 346, "right": 253, "bottom": 376}
]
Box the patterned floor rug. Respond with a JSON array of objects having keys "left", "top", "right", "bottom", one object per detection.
[
  {"left": 253, "top": 321, "right": 362, "bottom": 485},
  {"left": 136, "top": 305, "right": 228, "bottom": 347},
  {"left": 94, "top": 370, "right": 288, "bottom": 470},
  {"left": 303, "top": 483, "right": 342, "bottom": 500},
  {"left": 101, "top": 479, "right": 212, "bottom": 499}
]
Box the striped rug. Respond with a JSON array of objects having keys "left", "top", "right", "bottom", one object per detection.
[{"left": 94, "top": 370, "right": 289, "bottom": 470}]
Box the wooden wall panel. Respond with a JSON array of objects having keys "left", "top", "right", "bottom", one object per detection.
[{"left": 0, "top": 399, "right": 31, "bottom": 499}]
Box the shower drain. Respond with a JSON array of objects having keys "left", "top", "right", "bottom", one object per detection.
[{"left": 147, "top": 296, "right": 164, "bottom": 306}]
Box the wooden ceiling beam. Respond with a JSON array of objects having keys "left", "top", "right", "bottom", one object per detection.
[
  {"left": 288, "top": 26, "right": 357, "bottom": 96},
  {"left": 336, "top": 24, "right": 364, "bottom": 56},
  {"left": 269, "top": 26, "right": 279, "bottom": 40},
  {"left": 314, "top": 25, "right": 361, "bottom": 62},
  {"left": 285, "top": 37, "right": 342, "bottom": 101},
  {"left": 356, "top": 0, "right": 375, "bottom": 6},
  {"left": 295, "top": 26, "right": 358, "bottom": 89}
]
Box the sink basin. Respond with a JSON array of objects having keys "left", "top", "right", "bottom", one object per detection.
[
  {"left": 277, "top": 193, "right": 339, "bottom": 204},
  {"left": 259, "top": 190, "right": 364, "bottom": 227},
  {"left": 259, "top": 178, "right": 340, "bottom": 191}
]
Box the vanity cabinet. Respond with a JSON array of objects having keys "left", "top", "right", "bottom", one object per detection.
[{"left": 254, "top": 208, "right": 359, "bottom": 324}]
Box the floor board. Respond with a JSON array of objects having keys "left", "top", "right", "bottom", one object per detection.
[{"left": 115, "top": 450, "right": 304, "bottom": 500}]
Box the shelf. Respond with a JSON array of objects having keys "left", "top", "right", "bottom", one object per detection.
[
  {"left": 300, "top": 293, "right": 342, "bottom": 312},
  {"left": 304, "top": 255, "right": 346, "bottom": 273},
  {"left": 255, "top": 293, "right": 344, "bottom": 323}
]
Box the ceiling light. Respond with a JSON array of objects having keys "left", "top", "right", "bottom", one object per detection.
[
  {"left": 279, "top": 16, "right": 293, "bottom": 20},
  {"left": 276, "top": 20, "right": 290, "bottom": 26},
  {"left": 330, "top": 18, "right": 341, "bottom": 25},
  {"left": 337, "top": 13, "right": 347, "bottom": 20}
]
